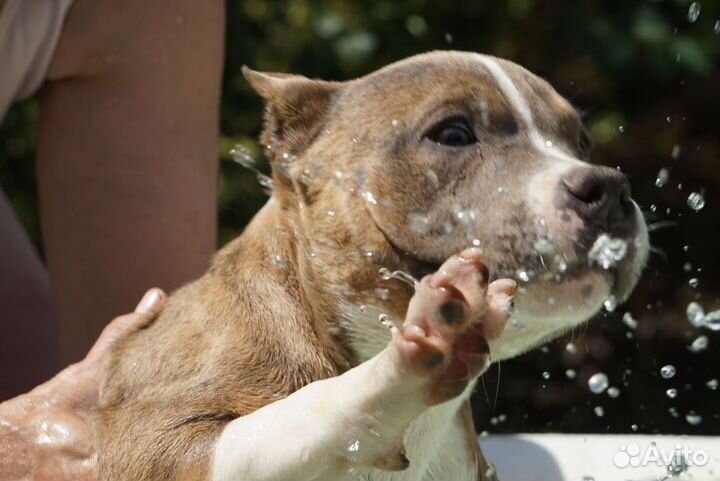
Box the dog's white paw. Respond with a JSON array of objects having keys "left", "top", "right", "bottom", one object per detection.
[{"left": 343, "top": 249, "right": 515, "bottom": 474}]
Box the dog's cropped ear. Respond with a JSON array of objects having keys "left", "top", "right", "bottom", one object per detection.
[{"left": 242, "top": 66, "right": 342, "bottom": 160}]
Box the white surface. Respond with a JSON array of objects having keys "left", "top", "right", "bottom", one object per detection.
[{"left": 482, "top": 433, "right": 720, "bottom": 481}]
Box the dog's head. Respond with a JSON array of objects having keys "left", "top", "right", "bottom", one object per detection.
[{"left": 244, "top": 51, "right": 649, "bottom": 361}]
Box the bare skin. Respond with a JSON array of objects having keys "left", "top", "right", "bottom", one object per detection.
[
  {"left": 0, "top": 0, "right": 225, "bottom": 390},
  {"left": 0, "top": 289, "right": 165, "bottom": 481}
]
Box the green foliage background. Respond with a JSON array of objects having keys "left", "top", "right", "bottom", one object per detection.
[{"left": 2, "top": 0, "right": 719, "bottom": 434}]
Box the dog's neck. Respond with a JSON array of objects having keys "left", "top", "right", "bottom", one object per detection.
[{"left": 227, "top": 191, "right": 424, "bottom": 367}]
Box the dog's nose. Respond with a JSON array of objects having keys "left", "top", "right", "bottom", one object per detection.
[{"left": 559, "top": 166, "right": 635, "bottom": 233}]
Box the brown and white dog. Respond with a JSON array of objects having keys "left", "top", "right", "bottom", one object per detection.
[{"left": 96, "top": 51, "right": 649, "bottom": 481}]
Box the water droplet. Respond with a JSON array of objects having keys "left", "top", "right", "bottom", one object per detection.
[
  {"left": 348, "top": 439, "right": 360, "bottom": 452},
  {"left": 497, "top": 186, "right": 505, "bottom": 193},
  {"left": 542, "top": 371, "right": 551, "bottom": 380},
  {"left": 687, "top": 301, "right": 706, "bottom": 327},
  {"left": 362, "top": 191, "right": 378, "bottom": 205},
  {"left": 685, "top": 412, "right": 702, "bottom": 425},
  {"left": 425, "top": 169, "right": 440, "bottom": 189},
  {"left": 671, "top": 145, "right": 681, "bottom": 159},
  {"left": 545, "top": 140, "right": 553, "bottom": 148},
  {"left": 454, "top": 207, "right": 479, "bottom": 227},
  {"left": 271, "top": 255, "right": 287, "bottom": 268},
  {"left": 660, "top": 365, "right": 676, "bottom": 379},
  {"left": 588, "top": 373, "right": 609, "bottom": 394},
  {"left": 683, "top": 262, "right": 693, "bottom": 272},
  {"left": 472, "top": 238, "right": 481, "bottom": 247},
  {"left": 565, "top": 342, "right": 577, "bottom": 354},
  {"left": 407, "top": 213, "right": 431, "bottom": 235},
  {"left": 655, "top": 168, "right": 670, "bottom": 187},
  {"left": 444, "top": 32, "right": 453, "bottom": 43},
  {"left": 687, "top": 192, "right": 705, "bottom": 211},
  {"left": 327, "top": 210, "right": 336, "bottom": 217},
  {"left": 689, "top": 335, "right": 708, "bottom": 353},
  {"left": 618, "top": 125, "right": 625, "bottom": 133},
  {"left": 665, "top": 115, "right": 672, "bottom": 123},
  {"left": 607, "top": 387, "right": 620, "bottom": 398},
  {"left": 359, "top": 305, "right": 367, "bottom": 313},
  {"left": 405, "top": 14, "right": 428, "bottom": 37},
  {"left": 687, "top": 2, "right": 701, "bottom": 23},
  {"left": 667, "top": 450, "right": 690, "bottom": 477},
  {"left": 391, "top": 119, "right": 398, "bottom": 127},
  {"left": 688, "top": 277, "right": 699, "bottom": 288},
  {"left": 594, "top": 406, "right": 605, "bottom": 417},
  {"left": 588, "top": 234, "right": 627, "bottom": 270},
  {"left": 604, "top": 295, "right": 617, "bottom": 313},
  {"left": 516, "top": 270, "right": 530, "bottom": 283},
  {"left": 374, "top": 288, "right": 390, "bottom": 301},
  {"left": 566, "top": 369, "right": 577, "bottom": 379},
  {"left": 706, "top": 378, "right": 718, "bottom": 390},
  {"left": 666, "top": 388, "right": 678, "bottom": 398},
  {"left": 650, "top": 204, "right": 657, "bottom": 212},
  {"left": 714, "top": 19, "right": 720, "bottom": 34},
  {"left": 534, "top": 238, "right": 555, "bottom": 256},
  {"left": 622, "top": 312, "right": 638, "bottom": 329},
  {"left": 631, "top": 424, "right": 639, "bottom": 431}
]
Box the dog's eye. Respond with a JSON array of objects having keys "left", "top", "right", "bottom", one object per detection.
[
  {"left": 578, "top": 129, "right": 593, "bottom": 158},
  {"left": 425, "top": 119, "right": 477, "bottom": 147}
]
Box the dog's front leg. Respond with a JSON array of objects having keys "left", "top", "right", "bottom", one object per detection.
[{"left": 212, "top": 249, "right": 514, "bottom": 481}]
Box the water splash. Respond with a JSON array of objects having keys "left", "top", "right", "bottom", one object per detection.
[
  {"left": 588, "top": 234, "right": 627, "bottom": 269},
  {"left": 686, "top": 302, "right": 720, "bottom": 330},
  {"left": 378, "top": 267, "right": 418, "bottom": 287},
  {"left": 230, "top": 144, "right": 274, "bottom": 193}
]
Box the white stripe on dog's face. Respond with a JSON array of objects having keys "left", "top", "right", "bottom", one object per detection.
[{"left": 475, "top": 55, "right": 583, "bottom": 167}]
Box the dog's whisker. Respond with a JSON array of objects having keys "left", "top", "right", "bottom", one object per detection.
[
  {"left": 480, "top": 373, "right": 492, "bottom": 406},
  {"left": 646, "top": 220, "right": 678, "bottom": 232},
  {"left": 378, "top": 267, "right": 418, "bottom": 287},
  {"left": 649, "top": 246, "right": 668, "bottom": 263},
  {"left": 493, "top": 362, "right": 501, "bottom": 412}
]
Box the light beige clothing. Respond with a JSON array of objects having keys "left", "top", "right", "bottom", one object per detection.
[{"left": 0, "top": 0, "right": 73, "bottom": 120}]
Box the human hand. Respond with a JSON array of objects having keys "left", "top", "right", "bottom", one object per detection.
[{"left": 0, "top": 288, "right": 166, "bottom": 481}]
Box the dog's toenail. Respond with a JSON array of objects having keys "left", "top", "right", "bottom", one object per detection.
[
  {"left": 400, "top": 453, "right": 410, "bottom": 469},
  {"left": 440, "top": 300, "right": 467, "bottom": 325},
  {"left": 427, "top": 353, "right": 444, "bottom": 367}
]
